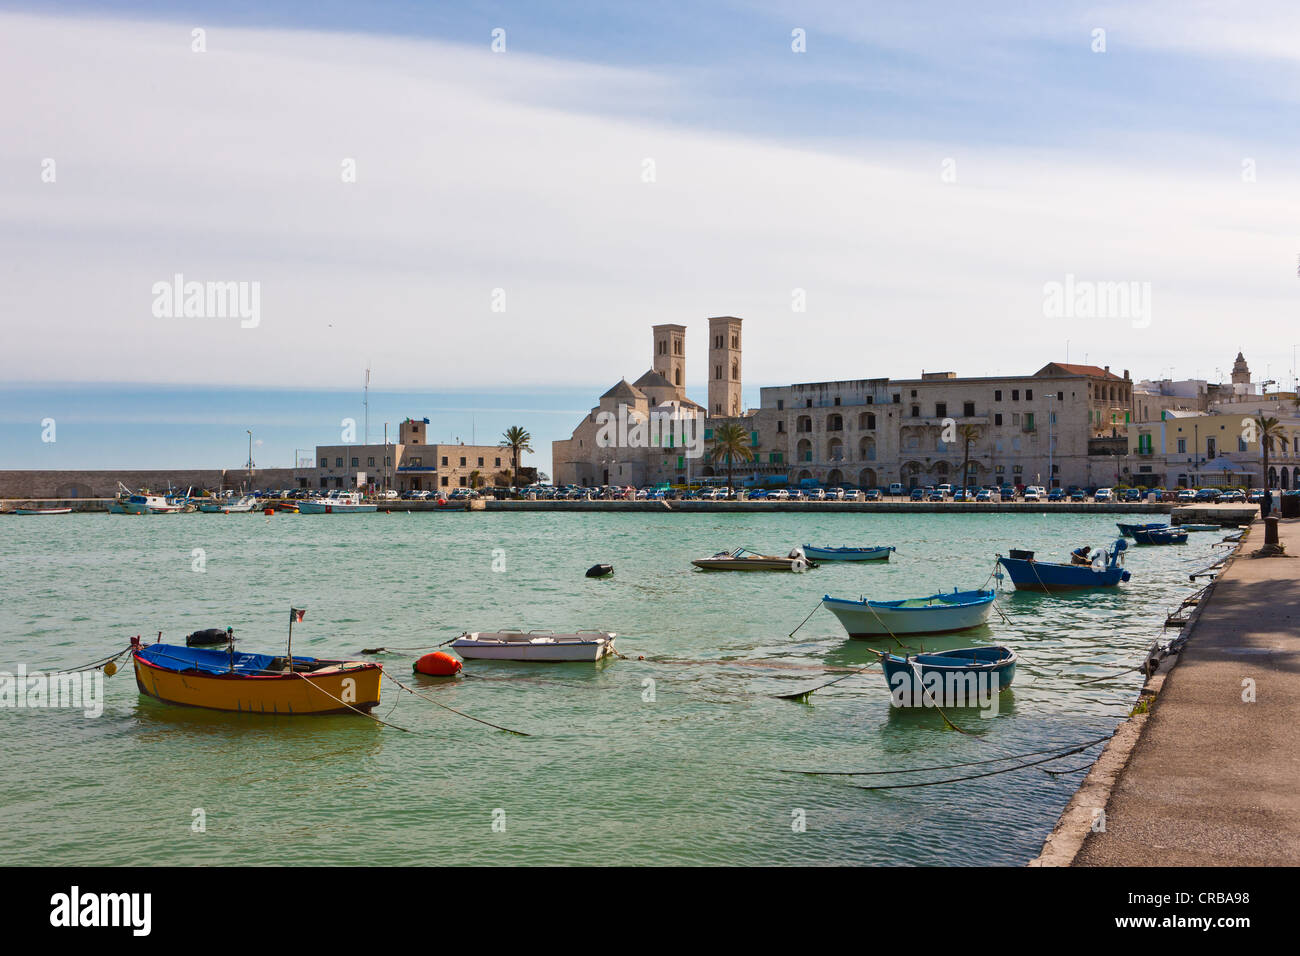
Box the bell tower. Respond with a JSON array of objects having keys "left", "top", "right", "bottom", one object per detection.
[
  {"left": 1231, "top": 351, "right": 1250, "bottom": 386},
  {"left": 652, "top": 324, "right": 687, "bottom": 399},
  {"left": 707, "top": 316, "right": 743, "bottom": 418}
]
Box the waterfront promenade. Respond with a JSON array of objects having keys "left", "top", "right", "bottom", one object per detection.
[{"left": 1041, "top": 515, "right": 1300, "bottom": 866}]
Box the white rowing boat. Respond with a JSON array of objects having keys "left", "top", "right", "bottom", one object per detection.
[
  {"left": 801, "top": 545, "right": 894, "bottom": 562},
  {"left": 11, "top": 507, "right": 72, "bottom": 515},
  {"left": 450, "top": 630, "right": 617, "bottom": 662}
]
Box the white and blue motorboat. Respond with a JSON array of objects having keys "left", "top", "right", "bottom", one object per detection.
[
  {"left": 997, "top": 539, "right": 1130, "bottom": 591},
  {"left": 801, "top": 545, "right": 895, "bottom": 562},
  {"left": 822, "top": 588, "right": 996, "bottom": 637}
]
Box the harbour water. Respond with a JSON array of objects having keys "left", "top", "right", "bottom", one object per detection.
[{"left": 0, "top": 511, "right": 1223, "bottom": 865}]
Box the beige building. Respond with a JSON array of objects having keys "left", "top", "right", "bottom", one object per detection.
[
  {"left": 298, "top": 417, "right": 514, "bottom": 493},
  {"left": 748, "top": 363, "right": 1135, "bottom": 490}
]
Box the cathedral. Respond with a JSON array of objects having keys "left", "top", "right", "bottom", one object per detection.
[{"left": 551, "top": 318, "right": 744, "bottom": 487}]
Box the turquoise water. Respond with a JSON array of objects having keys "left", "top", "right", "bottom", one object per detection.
[{"left": 0, "top": 511, "right": 1222, "bottom": 865}]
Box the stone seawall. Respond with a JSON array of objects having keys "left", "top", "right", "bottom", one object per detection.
[{"left": 0, "top": 469, "right": 296, "bottom": 498}]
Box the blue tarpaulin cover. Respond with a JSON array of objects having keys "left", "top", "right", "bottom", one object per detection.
[{"left": 136, "top": 643, "right": 316, "bottom": 676}]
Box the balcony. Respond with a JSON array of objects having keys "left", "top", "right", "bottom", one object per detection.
[{"left": 1088, "top": 437, "right": 1128, "bottom": 456}]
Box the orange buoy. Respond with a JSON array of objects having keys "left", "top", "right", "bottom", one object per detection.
[{"left": 414, "top": 651, "right": 463, "bottom": 677}]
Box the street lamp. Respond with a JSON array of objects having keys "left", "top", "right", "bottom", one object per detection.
[{"left": 246, "top": 429, "right": 254, "bottom": 490}]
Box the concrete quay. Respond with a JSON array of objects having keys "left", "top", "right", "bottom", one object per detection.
[{"left": 1033, "top": 515, "right": 1300, "bottom": 866}]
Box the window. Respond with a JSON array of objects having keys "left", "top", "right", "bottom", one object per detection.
[
  {"left": 963, "top": 401, "right": 975, "bottom": 417},
  {"left": 777, "top": 421, "right": 785, "bottom": 433},
  {"left": 1177, "top": 438, "right": 1187, "bottom": 454},
  {"left": 1238, "top": 436, "right": 1247, "bottom": 452},
  {"left": 777, "top": 399, "right": 784, "bottom": 411},
  {"left": 495, "top": 457, "right": 501, "bottom": 466},
  {"left": 994, "top": 413, "right": 1003, "bottom": 426},
  {"left": 994, "top": 390, "right": 1002, "bottom": 401},
  {"left": 731, "top": 334, "right": 739, "bottom": 348},
  {"left": 1013, "top": 464, "right": 1023, "bottom": 474},
  {"left": 892, "top": 394, "right": 901, "bottom": 404},
  {"left": 319, "top": 458, "right": 327, "bottom": 468},
  {"left": 806, "top": 399, "right": 812, "bottom": 408},
  {"left": 910, "top": 389, "right": 917, "bottom": 398},
  {"left": 750, "top": 431, "right": 759, "bottom": 447},
  {"left": 367, "top": 457, "right": 375, "bottom": 467},
  {"left": 935, "top": 402, "right": 947, "bottom": 418},
  {"left": 1057, "top": 391, "right": 1063, "bottom": 401},
  {"left": 459, "top": 457, "right": 466, "bottom": 467},
  {"left": 911, "top": 405, "right": 920, "bottom": 418},
  {"left": 1011, "top": 390, "right": 1019, "bottom": 401},
  {"left": 833, "top": 396, "right": 841, "bottom": 406},
  {"left": 1026, "top": 389, "right": 1033, "bottom": 401},
  {"left": 995, "top": 465, "right": 1005, "bottom": 474},
  {"left": 441, "top": 456, "right": 448, "bottom": 466},
  {"left": 769, "top": 452, "right": 783, "bottom": 464},
  {"left": 440, "top": 476, "right": 449, "bottom": 486},
  {"left": 335, "top": 457, "right": 343, "bottom": 467},
  {"left": 478, "top": 457, "right": 484, "bottom": 466},
  {"left": 351, "top": 457, "right": 359, "bottom": 467},
  {"left": 459, "top": 476, "right": 467, "bottom": 486},
  {"left": 409, "top": 457, "right": 421, "bottom": 467},
  {"left": 1012, "top": 413, "right": 1020, "bottom": 425},
  {"left": 1025, "top": 413, "right": 1035, "bottom": 431}
]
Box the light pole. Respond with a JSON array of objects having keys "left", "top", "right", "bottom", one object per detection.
[
  {"left": 1047, "top": 393, "right": 1054, "bottom": 489},
  {"left": 246, "top": 429, "right": 254, "bottom": 490},
  {"left": 384, "top": 422, "right": 390, "bottom": 491}
]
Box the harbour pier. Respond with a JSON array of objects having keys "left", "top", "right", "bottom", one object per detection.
[{"left": 1033, "top": 514, "right": 1300, "bottom": 865}]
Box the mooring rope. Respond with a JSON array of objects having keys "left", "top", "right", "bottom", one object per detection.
[
  {"left": 780, "top": 734, "right": 1113, "bottom": 776},
  {"left": 854, "top": 738, "right": 1104, "bottom": 790},
  {"left": 22, "top": 646, "right": 134, "bottom": 675},
  {"left": 381, "top": 671, "right": 531, "bottom": 736},
  {"left": 292, "top": 672, "right": 412, "bottom": 732}
]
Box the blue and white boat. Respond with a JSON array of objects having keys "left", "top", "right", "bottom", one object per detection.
[
  {"left": 997, "top": 539, "right": 1130, "bottom": 591},
  {"left": 1117, "top": 521, "right": 1168, "bottom": 537},
  {"left": 878, "top": 646, "right": 1017, "bottom": 707},
  {"left": 801, "top": 545, "right": 895, "bottom": 562},
  {"left": 822, "top": 588, "right": 996, "bottom": 637},
  {"left": 1132, "top": 527, "right": 1187, "bottom": 545}
]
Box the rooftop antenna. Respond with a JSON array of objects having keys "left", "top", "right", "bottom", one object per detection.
[{"left": 363, "top": 365, "right": 371, "bottom": 445}]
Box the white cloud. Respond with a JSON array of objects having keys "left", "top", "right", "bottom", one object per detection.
[{"left": 1, "top": 9, "right": 1298, "bottom": 398}]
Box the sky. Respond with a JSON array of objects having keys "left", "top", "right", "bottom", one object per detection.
[{"left": 2, "top": 1, "right": 1299, "bottom": 474}]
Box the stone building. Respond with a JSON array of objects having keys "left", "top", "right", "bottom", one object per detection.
[
  {"left": 298, "top": 417, "right": 515, "bottom": 493},
  {"left": 749, "top": 363, "right": 1135, "bottom": 491}
]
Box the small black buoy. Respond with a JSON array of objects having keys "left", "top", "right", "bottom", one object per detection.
[{"left": 585, "top": 563, "right": 614, "bottom": 578}]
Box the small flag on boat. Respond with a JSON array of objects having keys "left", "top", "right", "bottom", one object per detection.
[{"left": 291, "top": 608, "right": 306, "bottom": 623}]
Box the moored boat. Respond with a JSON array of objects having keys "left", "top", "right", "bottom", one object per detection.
[
  {"left": 1117, "top": 521, "right": 1169, "bottom": 537},
  {"left": 822, "top": 588, "right": 996, "bottom": 637},
  {"left": 131, "top": 638, "right": 382, "bottom": 714},
  {"left": 801, "top": 545, "right": 894, "bottom": 562},
  {"left": 299, "top": 492, "right": 377, "bottom": 514},
  {"left": 12, "top": 507, "right": 72, "bottom": 515},
  {"left": 692, "top": 547, "right": 816, "bottom": 571},
  {"left": 997, "top": 539, "right": 1130, "bottom": 591},
  {"left": 120, "top": 493, "right": 183, "bottom": 514},
  {"left": 1132, "top": 527, "right": 1188, "bottom": 545},
  {"left": 198, "top": 495, "right": 257, "bottom": 513},
  {"left": 449, "top": 630, "right": 617, "bottom": 662},
  {"left": 1178, "top": 523, "right": 1223, "bottom": 532},
  {"left": 878, "top": 645, "right": 1017, "bottom": 707}
]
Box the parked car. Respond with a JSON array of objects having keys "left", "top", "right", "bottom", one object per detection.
[
  {"left": 1047, "top": 488, "right": 1065, "bottom": 502},
  {"left": 1069, "top": 488, "right": 1086, "bottom": 502},
  {"left": 1094, "top": 487, "right": 1113, "bottom": 502},
  {"left": 910, "top": 488, "right": 924, "bottom": 501},
  {"left": 859, "top": 489, "right": 877, "bottom": 501}
]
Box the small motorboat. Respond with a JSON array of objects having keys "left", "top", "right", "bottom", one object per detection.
[
  {"left": 1179, "top": 523, "right": 1223, "bottom": 532},
  {"left": 692, "top": 547, "right": 817, "bottom": 571},
  {"left": 131, "top": 639, "right": 382, "bottom": 714},
  {"left": 450, "top": 630, "right": 617, "bottom": 662},
  {"left": 1132, "top": 527, "right": 1188, "bottom": 545},
  {"left": 878, "top": 646, "right": 1017, "bottom": 707},
  {"left": 12, "top": 507, "right": 72, "bottom": 515},
  {"left": 119, "top": 493, "right": 183, "bottom": 515},
  {"left": 586, "top": 563, "right": 614, "bottom": 578},
  {"left": 800, "top": 545, "right": 894, "bottom": 562},
  {"left": 1117, "top": 522, "right": 1169, "bottom": 537},
  {"left": 822, "top": 588, "right": 996, "bottom": 637},
  {"left": 997, "top": 539, "right": 1130, "bottom": 591}
]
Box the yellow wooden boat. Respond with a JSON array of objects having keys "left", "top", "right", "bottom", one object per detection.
[{"left": 131, "top": 639, "right": 382, "bottom": 715}]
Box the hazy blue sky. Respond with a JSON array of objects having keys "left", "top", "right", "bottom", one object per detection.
[{"left": 2, "top": 1, "right": 1299, "bottom": 473}]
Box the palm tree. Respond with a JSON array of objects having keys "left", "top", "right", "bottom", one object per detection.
[
  {"left": 957, "top": 424, "right": 980, "bottom": 492},
  {"left": 1256, "top": 414, "right": 1285, "bottom": 489},
  {"left": 708, "top": 422, "right": 754, "bottom": 495},
  {"left": 499, "top": 426, "right": 533, "bottom": 491}
]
